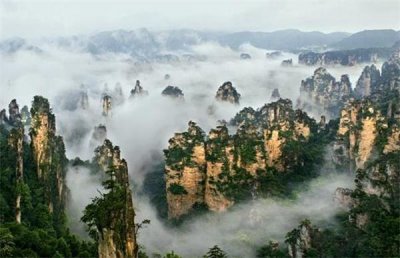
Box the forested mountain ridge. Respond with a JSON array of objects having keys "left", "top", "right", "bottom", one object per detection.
[{"left": 0, "top": 97, "right": 137, "bottom": 258}]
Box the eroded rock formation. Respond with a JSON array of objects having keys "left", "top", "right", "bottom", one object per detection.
[
  {"left": 165, "top": 99, "right": 319, "bottom": 218},
  {"left": 164, "top": 121, "right": 206, "bottom": 219},
  {"left": 130, "top": 80, "right": 148, "bottom": 98},
  {"left": 102, "top": 94, "right": 112, "bottom": 116},
  {"left": 205, "top": 125, "right": 234, "bottom": 212},
  {"left": 215, "top": 81, "right": 241, "bottom": 104},
  {"left": 7, "top": 103, "right": 24, "bottom": 223},
  {"left": 331, "top": 58, "right": 400, "bottom": 230},
  {"left": 287, "top": 220, "right": 316, "bottom": 258},
  {"left": 334, "top": 100, "right": 386, "bottom": 170},
  {"left": 30, "top": 96, "right": 68, "bottom": 214},
  {"left": 8, "top": 99, "right": 22, "bottom": 126},
  {"left": 354, "top": 65, "right": 380, "bottom": 98},
  {"left": 298, "top": 67, "right": 352, "bottom": 118},
  {"left": 21, "top": 105, "right": 31, "bottom": 125},
  {"left": 93, "top": 139, "right": 137, "bottom": 258},
  {"left": 161, "top": 86, "right": 184, "bottom": 99}
]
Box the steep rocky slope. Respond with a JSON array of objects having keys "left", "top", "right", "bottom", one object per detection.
[
  {"left": 84, "top": 139, "right": 138, "bottom": 258},
  {"left": 297, "top": 67, "right": 352, "bottom": 119},
  {"left": 215, "top": 81, "right": 241, "bottom": 104},
  {"left": 164, "top": 121, "right": 206, "bottom": 219},
  {"left": 274, "top": 55, "right": 400, "bottom": 258},
  {"left": 0, "top": 97, "right": 88, "bottom": 257},
  {"left": 130, "top": 80, "right": 148, "bottom": 98},
  {"left": 164, "top": 99, "right": 324, "bottom": 219},
  {"left": 29, "top": 96, "right": 68, "bottom": 217}
]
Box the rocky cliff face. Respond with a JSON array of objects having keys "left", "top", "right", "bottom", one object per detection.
[
  {"left": 1, "top": 97, "right": 70, "bottom": 229},
  {"left": 102, "top": 94, "right": 112, "bottom": 116},
  {"left": 1, "top": 99, "right": 23, "bottom": 128},
  {"left": 165, "top": 99, "right": 319, "bottom": 218},
  {"left": 383, "top": 125, "right": 400, "bottom": 153},
  {"left": 334, "top": 187, "right": 355, "bottom": 211},
  {"left": 0, "top": 109, "right": 8, "bottom": 125},
  {"left": 335, "top": 148, "right": 400, "bottom": 229},
  {"left": 8, "top": 99, "right": 22, "bottom": 126},
  {"left": 204, "top": 125, "right": 234, "bottom": 212},
  {"left": 93, "top": 139, "right": 137, "bottom": 258},
  {"left": 381, "top": 56, "right": 400, "bottom": 92},
  {"left": 356, "top": 151, "right": 399, "bottom": 198},
  {"left": 230, "top": 99, "right": 314, "bottom": 170},
  {"left": 298, "top": 67, "right": 352, "bottom": 118},
  {"left": 258, "top": 99, "right": 314, "bottom": 171},
  {"left": 334, "top": 99, "right": 387, "bottom": 170},
  {"left": 334, "top": 55, "right": 400, "bottom": 171},
  {"left": 130, "top": 80, "right": 148, "bottom": 98},
  {"left": 354, "top": 65, "right": 380, "bottom": 98},
  {"left": 164, "top": 121, "right": 206, "bottom": 219},
  {"left": 8, "top": 126, "right": 24, "bottom": 224},
  {"left": 287, "top": 220, "right": 316, "bottom": 258},
  {"left": 5, "top": 100, "right": 24, "bottom": 223},
  {"left": 332, "top": 57, "right": 400, "bottom": 229},
  {"left": 30, "top": 96, "right": 68, "bottom": 214},
  {"left": 354, "top": 57, "right": 400, "bottom": 100},
  {"left": 20, "top": 105, "right": 31, "bottom": 125},
  {"left": 215, "top": 81, "right": 241, "bottom": 104}
]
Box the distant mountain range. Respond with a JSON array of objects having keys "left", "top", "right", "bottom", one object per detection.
[
  {"left": 216, "top": 29, "right": 351, "bottom": 49},
  {"left": 331, "top": 29, "right": 400, "bottom": 49},
  {"left": 1, "top": 29, "right": 399, "bottom": 58}
]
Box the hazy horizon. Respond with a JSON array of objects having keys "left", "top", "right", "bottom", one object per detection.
[{"left": 1, "top": 0, "right": 399, "bottom": 40}]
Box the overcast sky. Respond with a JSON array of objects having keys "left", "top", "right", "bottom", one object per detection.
[{"left": 0, "top": 0, "right": 399, "bottom": 40}]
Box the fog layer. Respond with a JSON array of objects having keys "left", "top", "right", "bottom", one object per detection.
[{"left": 0, "top": 42, "right": 364, "bottom": 257}]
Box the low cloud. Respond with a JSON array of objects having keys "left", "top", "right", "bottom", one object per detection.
[{"left": 1, "top": 41, "right": 364, "bottom": 257}]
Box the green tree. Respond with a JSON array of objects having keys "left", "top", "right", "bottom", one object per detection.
[
  {"left": 0, "top": 227, "right": 15, "bottom": 257},
  {"left": 204, "top": 245, "right": 227, "bottom": 258},
  {"left": 56, "top": 237, "right": 72, "bottom": 257},
  {"left": 256, "top": 241, "right": 288, "bottom": 258},
  {"left": 163, "top": 250, "right": 182, "bottom": 258},
  {"left": 81, "top": 167, "right": 126, "bottom": 239}
]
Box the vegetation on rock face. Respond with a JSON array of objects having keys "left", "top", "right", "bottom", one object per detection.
[
  {"left": 168, "top": 183, "right": 188, "bottom": 195},
  {"left": 163, "top": 99, "right": 333, "bottom": 219},
  {"left": 298, "top": 67, "right": 352, "bottom": 119},
  {"left": 0, "top": 97, "right": 97, "bottom": 257},
  {"left": 256, "top": 56, "right": 400, "bottom": 257},
  {"left": 261, "top": 149, "right": 400, "bottom": 258},
  {"left": 2, "top": 51, "right": 399, "bottom": 258},
  {"left": 83, "top": 139, "right": 138, "bottom": 258},
  {"left": 215, "top": 81, "right": 241, "bottom": 104}
]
